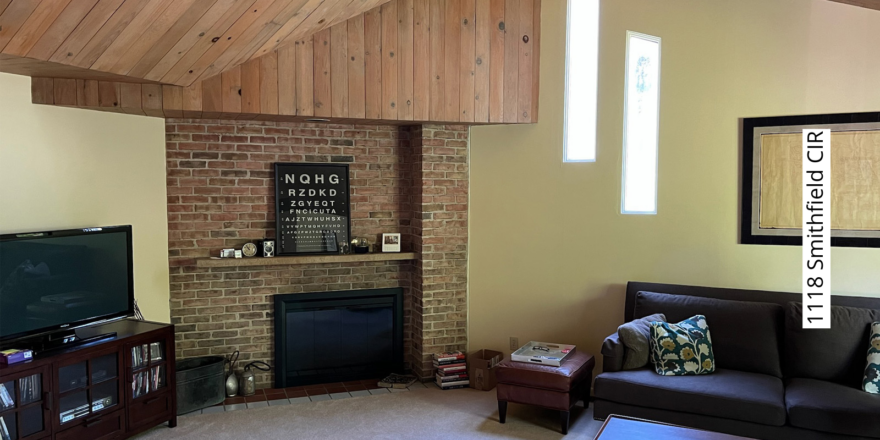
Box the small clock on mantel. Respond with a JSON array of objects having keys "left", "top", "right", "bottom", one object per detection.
[{"left": 241, "top": 242, "right": 258, "bottom": 257}]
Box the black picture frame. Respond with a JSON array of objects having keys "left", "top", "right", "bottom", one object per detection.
[
  {"left": 274, "top": 163, "right": 352, "bottom": 255},
  {"left": 740, "top": 111, "right": 880, "bottom": 248}
]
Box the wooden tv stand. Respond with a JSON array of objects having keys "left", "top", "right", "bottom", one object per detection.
[{"left": 0, "top": 320, "right": 176, "bottom": 440}]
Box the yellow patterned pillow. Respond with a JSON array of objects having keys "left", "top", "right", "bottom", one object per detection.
[
  {"left": 650, "top": 315, "right": 716, "bottom": 376},
  {"left": 864, "top": 322, "right": 880, "bottom": 394}
]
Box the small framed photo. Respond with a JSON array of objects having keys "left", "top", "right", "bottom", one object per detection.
[{"left": 382, "top": 233, "right": 401, "bottom": 253}]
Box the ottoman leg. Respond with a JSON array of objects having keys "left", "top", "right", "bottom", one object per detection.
[
  {"left": 498, "top": 401, "right": 508, "bottom": 423},
  {"left": 560, "top": 410, "right": 570, "bottom": 435},
  {"left": 584, "top": 374, "right": 592, "bottom": 404}
]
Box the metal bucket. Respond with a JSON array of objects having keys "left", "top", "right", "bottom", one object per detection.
[{"left": 176, "top": 356, "right": 226, "bottom": 415}]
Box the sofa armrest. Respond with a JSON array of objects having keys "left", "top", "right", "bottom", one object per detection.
[{"left": 601, "top": 332, "right": 625, "bottom": 373}]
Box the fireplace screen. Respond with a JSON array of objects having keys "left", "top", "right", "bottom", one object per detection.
[{"left": 274, "top": 288, "right": 404, "bottom": 387}]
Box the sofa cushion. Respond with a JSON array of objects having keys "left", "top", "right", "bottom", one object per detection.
[
  {"left": 786, "top": 378, "right": 880, "bottom": 438},
  {"left": 785, "top": 302, "right": 880, "bottom": 386},
  {"left": 865, "top": 322, "right": 880, "bottom": 394},
  {"left": 593, "top": 368, "right": 786, "bottom": 426},
  {"left": 619, "top": 313, "right": 666, "bottom": 370},
  {"left": 650, "top": 315, "right": 716, "bottom": 375},
  {"left": 634, "top": 291, "right": 784, "bottom": 377}
]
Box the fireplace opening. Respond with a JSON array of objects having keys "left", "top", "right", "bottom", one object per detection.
[{"left": 273, "top": 288, "right": 404, "bottom": 387}]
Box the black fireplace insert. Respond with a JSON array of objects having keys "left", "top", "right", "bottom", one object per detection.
[{"left": 274, "top": 288, "right": 404, "bottom": 388}]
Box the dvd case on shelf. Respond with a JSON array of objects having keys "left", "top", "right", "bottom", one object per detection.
[
  {"left": 20, "top": 376, "right": 29, "bottom": 404},
  {"left": 150, "top": 342, "right": 163, "bottom": 362},
  {"left": 0, "top": 384, "right": 13, "bottom": 409},
  {"left": 133, "top": 369, "right": 156, "bottom": 398},
  {"left": 132, "top": 344, "right": 149, "bottom": 369},
  {"left": 0, "top": 416, "right": 11, "bottom": 440},
  {"left": 17, "top": 375, "right": 39, "bottom": 404},
  {"left": 151, "top": 365, "right": 163, "bottom": 390}
]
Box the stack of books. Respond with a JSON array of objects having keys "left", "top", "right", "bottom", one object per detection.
[{"left": 434, "top": 351, "right": 468, "bottom": 390}]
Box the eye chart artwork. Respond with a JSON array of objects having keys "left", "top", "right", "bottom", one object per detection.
[{"left": 274, "top": 163, "right": 351, "bottom": 255}]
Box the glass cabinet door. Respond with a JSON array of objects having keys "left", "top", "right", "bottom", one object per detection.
[
  {"left": 0, "top": 366, "right": 50, "bottom": 440},
  {"left": 56, "top": 351, "right": 120, "bottom": 427},
  {"left": 129, "top": 341, "right": 167, "bottom": 399}
]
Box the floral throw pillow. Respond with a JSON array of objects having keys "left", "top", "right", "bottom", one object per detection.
[
  {"left": 650, "top": 315, "right": 716, "bottom": 376},
  {"left": 864, "top": 322, "right": 880, "bottom": 394}
]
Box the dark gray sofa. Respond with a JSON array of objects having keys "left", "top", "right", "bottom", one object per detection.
[{"left": 594, "top": 282, "right": 880, "bottom": 440}]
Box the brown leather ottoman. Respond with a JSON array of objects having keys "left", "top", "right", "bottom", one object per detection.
[{"left": 496, "top": 350, "right": 595, "bottom": 434}]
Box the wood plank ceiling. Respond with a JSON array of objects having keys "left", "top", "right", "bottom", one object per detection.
[
  {"left": 0, "top": 0, "right": 390, "bottom": 86},
  {"left": 30, "top": 0, "right": 543, "bottom": 125}
]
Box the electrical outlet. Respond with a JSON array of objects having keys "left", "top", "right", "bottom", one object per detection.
[{"left": 509, "top": 337, "right": 519, "bottom": 351}]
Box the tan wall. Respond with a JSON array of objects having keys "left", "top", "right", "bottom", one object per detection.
[
  {"left": 468, "top": 0, "right": 880, "bottom": 367},
  {"left": 0, "top": 73, "right": 170, "bottom": 322}
]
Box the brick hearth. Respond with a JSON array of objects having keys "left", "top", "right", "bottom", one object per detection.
[{"left": 165, "top": 119, "right": 468, "bottom": 385}]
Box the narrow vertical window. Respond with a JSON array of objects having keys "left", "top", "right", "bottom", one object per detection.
[
  {"left": 621, "top": 32, "right": 661, "bottom": 214},
  {"left": 563, "top": 0, "right": 600, "bottom": 162}
]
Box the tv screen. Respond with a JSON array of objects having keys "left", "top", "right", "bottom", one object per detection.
[{"left": 0, "top": 226, "right": 134, "bottom": 341}]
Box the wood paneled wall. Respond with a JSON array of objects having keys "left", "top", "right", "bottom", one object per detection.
[{"left": 31, "top": 0, "right": 542, "bottom": 125}]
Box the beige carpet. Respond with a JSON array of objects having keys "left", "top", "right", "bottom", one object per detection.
[{"left": 136, "top": 386, "right": 604, "bottom": 440}]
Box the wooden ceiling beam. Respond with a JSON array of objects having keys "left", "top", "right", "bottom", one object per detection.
[
  {"left": 827, "top": 0, "right": 880, "bottom": 11},
  {"left": 0, "top": 53, "right": 162, "bottom": 83}
]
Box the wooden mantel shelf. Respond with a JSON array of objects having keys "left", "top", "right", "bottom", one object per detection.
[{"left": 195, "top": 252, "right": 417, "bottom": 268}]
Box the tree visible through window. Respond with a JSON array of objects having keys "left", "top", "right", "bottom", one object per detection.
[{"left": 621, "top": 32, "right": 661, "bottom": 214}]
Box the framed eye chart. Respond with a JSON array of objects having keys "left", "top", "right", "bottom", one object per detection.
[{"left": 274, "top": 163, "right": 352, "bottom": 255}]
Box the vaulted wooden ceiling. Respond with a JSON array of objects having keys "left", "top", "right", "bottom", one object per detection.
[
  {"left": 0, "top": 0, "right": 391, "bottom": 86},
  {"left": 31, "top": 0, "right": 543, "bottom": 125}
]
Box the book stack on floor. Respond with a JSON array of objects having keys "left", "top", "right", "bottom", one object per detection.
[{"left": 434, "top": 351, "right": 468, "bottom": 390}]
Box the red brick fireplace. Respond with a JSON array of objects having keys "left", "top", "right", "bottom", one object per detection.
[{"left": 165, "top": 119, "right": 468, "bottom": 386}]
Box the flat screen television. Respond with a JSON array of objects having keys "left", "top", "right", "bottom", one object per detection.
[{"left": 0, "top": 225, "right": 134, "bottom": 343}]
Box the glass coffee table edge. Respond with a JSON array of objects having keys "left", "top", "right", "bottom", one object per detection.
[{"left": 594, "top": 414, "right": 757, "bottom": 440}]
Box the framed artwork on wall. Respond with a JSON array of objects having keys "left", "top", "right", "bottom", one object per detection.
[
  {"left": 382, "top": 233, "right": 401, "bottom": 253},
  {"left": 274, "top": 163, "right": 352, "bottom": 255},
  {"left": 740, "top": 111, "right": 880, "bottom": 248}
]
